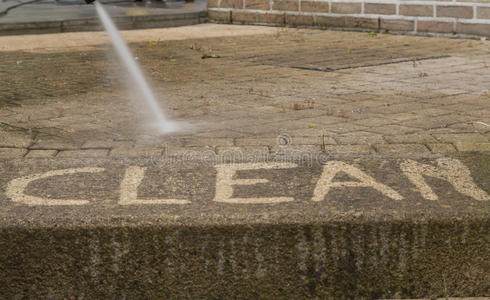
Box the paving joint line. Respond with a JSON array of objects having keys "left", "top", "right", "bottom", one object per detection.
[{"left": 258, "top": 55, "right": 452, "bottom": 73}]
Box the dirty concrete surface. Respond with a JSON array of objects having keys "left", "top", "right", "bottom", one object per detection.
[{"left": 0, "top": 154, "right": 488, "bottom": 226}]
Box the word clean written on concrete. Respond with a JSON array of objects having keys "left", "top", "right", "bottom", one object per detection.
[{"left": 5, "top": 158, "right": 489, "bottom": 206}]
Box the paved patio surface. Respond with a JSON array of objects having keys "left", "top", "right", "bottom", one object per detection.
[{"left": 1, "top": 24, "right": 489, "bottom": 158}]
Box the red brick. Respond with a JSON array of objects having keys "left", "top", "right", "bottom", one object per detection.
[
  {"left": 399, "top": 5, "right": 433, "bottom": 17},
  {"left": 456, "top": 22, "right": 490, "bottom": 37},
  {"left": 364, "top": 3, "right": 396, "bottom": 15},
  {"left": 207, "top": 10, "right": 232, "bottom": 23},
  {"left": 220, "top": 0, "right": 243, "bottom": 8},
  {"left": 273, "top": 0, "right": 299, "bottom": 11},
  {"left": 315, "top": 15, "right": 345, "bottom": 27},
  {"left": 380, "top": 19, "right": 414, "bottom": 31},
  {"left": 301, "top": 1, "right": 329, "bottom": 13},
  {"left": 207, "top": 0, "right": 219, "bottom": 8},
  {"left": 345, "top": 16, "right": 379, "bottom": 29},
  {"left": 331, "top": 2, "right": 361, "bottom": 14},
  {"left": 245, "top": 0, "right": 270, "bottom": 10},
  {"left": 477, "top": 7, "right": 490, "bottom": 19},
  {"left": 232, "top": 11, "right": 257, "bottom": 23},
  {"left": 285, "top": 14, "right": 314, "bottom": 26},
  {"left": 417, "top": 20, "right": 453, "bottom": 33},
  {"left": 437, "top": 5, "right": 473, "bottom": 19},
  {"left": 258, "top": 12, "right": 285, "bottom": 24}
]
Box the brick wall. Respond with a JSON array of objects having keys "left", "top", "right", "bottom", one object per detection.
[{"left": 208, "top": 0, "right": 490, "bottom": 37}]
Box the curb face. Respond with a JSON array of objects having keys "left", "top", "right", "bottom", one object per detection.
[{"left": 1, "top": 219, "right": 488, "bottom": 298}]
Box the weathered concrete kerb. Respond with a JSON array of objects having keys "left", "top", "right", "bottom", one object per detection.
[{"left": 0, "top": 153, "right": 488, "bottom": 298}]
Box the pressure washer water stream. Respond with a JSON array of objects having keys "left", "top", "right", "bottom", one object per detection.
[{"left": 95, "top": 1, "right": 179, "bottom": 133}]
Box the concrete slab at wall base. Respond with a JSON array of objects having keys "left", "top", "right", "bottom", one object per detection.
[
  {"left": 0, "top": 12, "right": 206, "bottom": 35},
  {"left": 0, "top": 154, "right": 488, "bottom": 298}
]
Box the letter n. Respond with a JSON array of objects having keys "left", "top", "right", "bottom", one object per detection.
[{"left": 400, "top": 158, "right": 489, "bottom": 201}]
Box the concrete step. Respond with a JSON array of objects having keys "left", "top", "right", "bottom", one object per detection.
[{"left": 0, "top": 153, "right": 488, "bottom": 298}]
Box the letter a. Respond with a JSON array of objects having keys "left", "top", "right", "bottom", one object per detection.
[{"left": 312, "top": 161, "right": 403, "bottom": 202}]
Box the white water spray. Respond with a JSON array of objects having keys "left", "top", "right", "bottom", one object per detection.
[{"left": 95, "top": 2, "right": 179, "bottom": 133}]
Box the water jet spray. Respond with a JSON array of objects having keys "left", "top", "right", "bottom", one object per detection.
[{"left": 95, "top": 1, "right": 180, "bottom": 134}]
